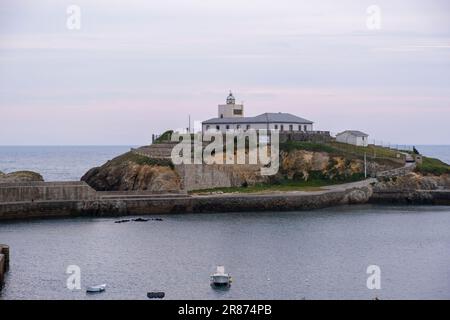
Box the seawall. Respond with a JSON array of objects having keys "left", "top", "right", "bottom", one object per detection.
[
  {"left": 0, "top": 181, "right": 374, "bottom": 220},
  {"left": 370, "top": 190, "right": 450, "bottom": 205},
  {"left": 1, "top": 180, "right": 449, "bottom": 221},
  {"left": 0, "top": 181, "right": 97, "bottom": 203}
]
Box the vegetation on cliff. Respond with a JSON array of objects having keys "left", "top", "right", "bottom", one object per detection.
[
  {"left": 415, "top": 156, "right": 450, "bottom": 175},
  {"left": 154, "top": 130, "right": 173, "bottom": 144}
]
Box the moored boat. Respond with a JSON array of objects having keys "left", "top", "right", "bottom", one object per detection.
[
  {"left": 86, "top": 284, "right": 106, "bottom": 293},
  {"left": 210, "top": 266, "right": 232, "bottom": 287}
]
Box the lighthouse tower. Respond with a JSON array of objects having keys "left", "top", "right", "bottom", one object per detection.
[{"left": 217, "top": 91, "right": 244, "bottom": 118}]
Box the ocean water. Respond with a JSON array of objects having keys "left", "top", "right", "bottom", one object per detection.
[
  {"left": 0, "top": 145, "right": 449, "bottom": 182},
  {"left": 1, "top": 205, "right": 450, "bottom": 300},
  {"left": 1, "top": 145, "right": 450, "bottom": 300},
  {"left": 0, "top": 146, "right": 133, "bottom": 181},
  {"left": 416, "top": 145, "right": 450, "bottom": 165}
]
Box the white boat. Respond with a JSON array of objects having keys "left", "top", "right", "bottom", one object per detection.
[
  {"left": 210, "top": 266, "right": 232, "bottom": 287},
  {"left": 86, "top": 284, "right": 106, "bottom": 293}
]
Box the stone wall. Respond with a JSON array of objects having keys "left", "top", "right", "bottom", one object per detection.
[
  {"left": 175, "top": 164, "right": 265, "bottom": 191},
  {"left": 279, "top": 131, "right": 331, "bottom": 143},
  {"left": 0, "top": 182, "right": 97, "bottom": 203},
  {"left": 376, "top": 163, "right": 416, "bottom": 178},
  {"left": 0, "top": 183, "right": 374, "bottom": 220}
]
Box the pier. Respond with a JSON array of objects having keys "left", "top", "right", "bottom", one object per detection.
[{"left": 0, "top": 244, "right": 9, "bottom": 290}]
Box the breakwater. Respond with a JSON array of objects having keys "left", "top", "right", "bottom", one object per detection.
[
  {"left": 0, "top": 180, "right": 374, "bottom": 220},
  {"left": 0, "top": 181, "right": 97, "bottom": 203},
  {"left": 1, "top": 180, "right": 449, "bottom": 221},
  {"left": 0, "top": 244, "right": 9, "bottom": 289}
]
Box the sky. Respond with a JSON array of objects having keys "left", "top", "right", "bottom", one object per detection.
[{"left": 0, "top": 0, "right": 449, "bottom": 145}]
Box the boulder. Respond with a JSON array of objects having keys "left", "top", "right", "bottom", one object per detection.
[{"left": 0, "top": 170, "right": 44, "bottom": 183}]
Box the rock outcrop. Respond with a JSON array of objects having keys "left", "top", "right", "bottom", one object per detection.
[
  {"left": 373, "top": 173, "right": 450, "bottom": 192},
  {"left": 279, "top": 150, "right": 370, "bottom": 181},
  {"left": 81, "top": 152, "right": 182, "bottom": 192},
  {"left": 0, "top": 170, "right": 44, "bottom": 183},
  {"left": 370, "top": 173, "right": 450, "bottom": 204}
]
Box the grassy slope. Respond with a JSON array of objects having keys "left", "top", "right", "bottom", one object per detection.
[
  {"left": 112, "top": 152, "right": 174, "bottom": 168},
  {"left": 189, "top": 177, "right": 363, "bottom": 194},
  {"left": 415, "top": 156, "right": 450, "bottom": 175},
  {"left": 280, "top": 141, "right": 401, "bottom": 159}
]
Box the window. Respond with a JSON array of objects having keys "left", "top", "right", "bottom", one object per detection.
[
  {"left": 226, "top": 125, "right": 230, "bottom": 130},
  {"left": 289, "top": 125, "right": 293, "bottom": 131},
  {"left": 298, "top": 125, "right": 301, "bottom": 131},
  {"left": 304, "top": 125, "right": 307, "bottom": 131},
  {"left": 274, "top": 125, "right": 278, "bottom": 130},
  {"left": 280, "top": 125, "right": 284, "bottom": 131},
  {"left": 246, "top": 125, "right": 251, "bottom": 130},
  {"left": 220, "top": 114, "right": 224, "bottom": 118},
  {"left": 236, "top": 125, "right": 241, "bottom": 130},
  {"left": 233, "top": 109, "right": 242, "bottom": 115},
  {"left": 216, "top": 125, "right": 220, "bottom": 131}
]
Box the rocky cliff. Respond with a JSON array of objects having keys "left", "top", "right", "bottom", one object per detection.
[
  {"left": 0, "top": 170, "right": 44, "bottom": 183},
  {"left": 81, "top": 147, "right": 393, "bottom": 192},
  {"left": 81, "top": 152, "right": 182, "bottom": 192}
]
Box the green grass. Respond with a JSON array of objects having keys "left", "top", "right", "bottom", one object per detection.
[
  {"left": 113, "top": 152, "right": 174, "bottom": 168},
  {"left": 327, "top": 141, "right": 401, "bottom": 159},
  {"left": 415, "top": 156, "right": 450, "bottom": 175},
  {"left": 279, "top": 140, "right": 405, "bottom": 171},
  {"left": 190, "top": 176, "right": 364, "bottom": 194},
  {"left": 154, "top": 130, "right": 173, "bottom": 143},
  {"left": 280, "top": 141, "right": 339, "bottom": 154}
]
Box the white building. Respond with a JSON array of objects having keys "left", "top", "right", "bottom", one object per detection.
[
  {"left": 336, "top": 130, "right": 369, "bottom": 147},
  {"left": 202, "top": 92, "right": 314, "bottom": 133}
]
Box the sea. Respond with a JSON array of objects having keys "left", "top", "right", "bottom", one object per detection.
[{"left": 0, "top": 145, "right": 450, "bottom": 300}]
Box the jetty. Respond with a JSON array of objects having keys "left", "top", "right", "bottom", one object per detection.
[
  {"left": 1, "top": 176, "right": 449, "bottom": 221},
  {"left": 0, "top": 244, "right": 9, "bottom": 290}
]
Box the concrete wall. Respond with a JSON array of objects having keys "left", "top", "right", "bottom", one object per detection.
[
  {"left": 0, "top": 244, "right": 9, "bottom": 290},
  {"left": 175, "top": 164, "right": 262, "bottom": 191},
  {"left": 1, "top": 183, "right": 449, "bottom": 221},
  {"left": 0, "top": 254, "right": 4, "bottom": 289},
  {"left": 218, "top": 103, "right": 244, "bottom": 118},
  {"left": 0, "top": 184, "right": 374, "bottom": 220},
  {"left": 0, "top": 182, "right": 97, "bottom": 203}
]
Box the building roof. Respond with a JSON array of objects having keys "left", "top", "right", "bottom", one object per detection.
[
  {"left": 337, "top": 130, "right": 369, "bottom": 137},
  {"left": 202, "top": 112, "right": 313, "bottom": 125}
]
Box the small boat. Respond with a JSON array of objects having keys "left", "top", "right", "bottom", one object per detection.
[
  {"left": 86, "top": 284, "right": 106, "bottom": 293},
  {"left": 132, "top": 218, "right": 149, "bottom": 222},
  {"left": 210, "top": 266, "right": 232, "bottom": 287},
  {"left": 147, "top": 292, "right": 165, "bottom": 299}
]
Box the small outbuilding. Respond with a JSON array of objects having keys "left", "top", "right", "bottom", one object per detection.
[{"left": 336, "top": 130, "right": 369, "bottom": 147}]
